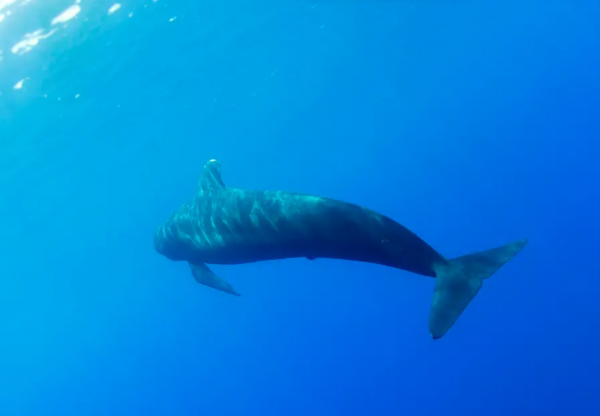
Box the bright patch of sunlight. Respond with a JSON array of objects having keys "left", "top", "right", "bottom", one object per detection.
[
  {"left": 0, "top": 0, "right": 16, "bottom": 12},
  {"left": 108, "top": 4, "right": 121, "bottom": 15},
  {"left": 1, "top": 0, "right": 164, "bottom": 94},
  {"left": 51, "top": 4, "right": 81, "bottom": 25},
  {"left": 13, "top": 77, "right": 28, "bottom": 89},
  {"left": 11, "top": 29, "right": 56, "bottom": 55}
]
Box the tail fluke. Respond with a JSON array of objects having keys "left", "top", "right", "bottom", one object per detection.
[{"left": 429, "top": 239, "right": 528, "bottom": 339}]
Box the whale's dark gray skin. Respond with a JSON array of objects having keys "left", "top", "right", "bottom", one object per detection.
[{"left": 154, "top": 159, "right": 527, "bottom": 339}]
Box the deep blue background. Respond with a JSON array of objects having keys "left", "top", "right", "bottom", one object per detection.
[{"left": 1, "top": 1, "right": 599, "bottom": 415}]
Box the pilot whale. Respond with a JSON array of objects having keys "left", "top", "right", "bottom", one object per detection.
[{"left": 154, "top": 159, "right": 527, "bottom": 339}]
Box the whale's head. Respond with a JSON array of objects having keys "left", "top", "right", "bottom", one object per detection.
[
  {"left": 153, "top": 222, "right": 172, "bottom": 258},
  {"left": 154, "top": 158, "right": 225, "bottom": 262},
  {"left": 153, "top": 218, "right": 187, "bottom": 261}
]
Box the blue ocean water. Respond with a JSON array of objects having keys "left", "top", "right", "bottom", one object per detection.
[{"left": 1, "top": 0, "right": 599, "bottom": 415}]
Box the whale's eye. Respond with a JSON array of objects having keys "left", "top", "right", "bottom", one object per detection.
[{"left": 381, "top": 238, "right": 390, "bottom": 244}]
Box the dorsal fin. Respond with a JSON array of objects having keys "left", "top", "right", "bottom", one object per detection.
[{"left": 199, "top": 159, "right": 226, "bottom": 194}]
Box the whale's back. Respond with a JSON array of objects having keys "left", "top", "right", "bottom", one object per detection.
[
  {"left": 190, "top": 188, "right": 366, "bottom": 263},
  {"left": 156, "top": 159, "right": 443, "bottom": 275},
  {"left": 189, "top": 187, "right": 441, "bottom": 274}
]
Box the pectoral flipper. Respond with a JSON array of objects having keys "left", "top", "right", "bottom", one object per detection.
[{"left": 189, "top": 262, "right": 240, "bottom": 296}]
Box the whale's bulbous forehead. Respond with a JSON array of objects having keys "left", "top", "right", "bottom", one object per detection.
[
  {"left": 153, "top": 220, "right": 189, "bottom": 261},
  {"left": 153, "top": 223, "right": 169, "bottom": 256}
]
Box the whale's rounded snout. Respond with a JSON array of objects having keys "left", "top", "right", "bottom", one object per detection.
[{"left": 153, "top": 227, "right": 167, "bottom": 255}]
